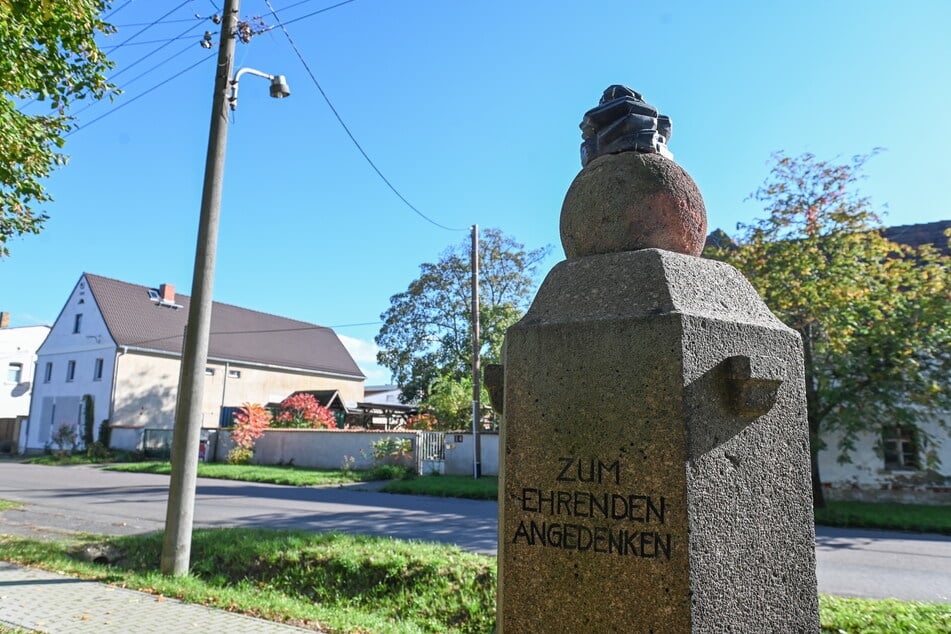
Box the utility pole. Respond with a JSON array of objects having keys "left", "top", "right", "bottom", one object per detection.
[
  {"left": 471, "top": 224, "right": 482, "bottom": 479},
  {"left": 161, "top": 0, "right": 239, "bottom": 576}
]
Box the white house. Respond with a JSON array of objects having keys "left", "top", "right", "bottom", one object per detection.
[
  {"left": 0, "top": 315, "right": 50, "bottom": 453},
  {"left": 23, "top": 273, "right": 365, "bottom": 453}
]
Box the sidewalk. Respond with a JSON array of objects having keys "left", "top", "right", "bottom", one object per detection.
[{"left": 0, "top": 562, "right": 318, "bottom": 633}]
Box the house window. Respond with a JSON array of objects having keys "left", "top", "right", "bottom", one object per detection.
[
  {"left": 44, "top": 362, "right": 52, "bottom": 383},
  {"left": 205, "top": 368, "right": 215, "bottom": 376},
  {"left": 883, "top": 426, "right": 920, "bottom": 470},
  {"left": 228, "top": 369, "right": 241, "bottom": 379},
  {"left": 73, "top": 313, "right": 83, "bottom": 333},
  {"left": 94, "top": 358, "right": 104, "bottom": 381},
  {"left": 6, "top": 363, "right": 22, "bottom": 383},
  {"left": 66, "top": 360, "right": 76, "bottom": 382}
]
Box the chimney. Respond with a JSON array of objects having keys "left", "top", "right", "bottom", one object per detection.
[
  {"left": 0, "top": 312, "right": 9, "bottom": 328},
  {"left": 159, "top": 284, "right": 175, "bottom": 302}
]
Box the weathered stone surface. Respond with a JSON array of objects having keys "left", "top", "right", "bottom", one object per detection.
[
  {"left": 498, "top": 249, "right": 819, "bottom": 633},
  {"left": 560, "top": 152, "right": 707, "bottom": 258}
]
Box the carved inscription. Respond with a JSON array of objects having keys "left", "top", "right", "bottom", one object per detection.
[{"left": 512, "top": 456, "right": 672, "bottom": 560}]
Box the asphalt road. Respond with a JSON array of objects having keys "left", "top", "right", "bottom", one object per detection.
[{"left": 0, "top": 462, "right": 948, "bottom": 603}]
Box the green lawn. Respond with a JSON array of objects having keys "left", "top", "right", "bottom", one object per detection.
[
  {"left": 814, "top": 500, "right": 951, "bottom": 536},
  {"left": 103, "top": 461, "right": 408, "bottom": 486},
  {"left": 382, "top": 475, "right": 497, "bottom": 500},
  {"left": 0, "top": 529, "right": 947, "bottom": 634}
]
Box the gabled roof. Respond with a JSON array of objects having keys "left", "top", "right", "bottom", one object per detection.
[
  {"left": 882, "top": 220, "right": 950, "bottom": 255},
  {"left": 705, "top": 219, "right": 950, "bottom": 255},
  {"left": 84, "top": 273, "right": 364, "bottom": 379}
]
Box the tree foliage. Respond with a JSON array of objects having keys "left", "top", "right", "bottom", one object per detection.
[
  {"left": 0, "top": 1, "right": 115, "bottom": 256},
  {"left": 274, "top": 393, "right": 335, "bottom": 429},
  {"left": 376, "top": 228, "right": 550, "bottom": 402},
  {"left": 708, "top": 151, "right": 951, "bottom": 506},
  {"left": 231, "top": 403, "right": 272, "bottom": 450},
  {"left": 419, "top": 374, "right": 492, "bottom": 431}
]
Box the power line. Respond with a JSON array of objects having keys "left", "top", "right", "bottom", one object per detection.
[
  {"left": 111, "top": 19, "right": 210, "bottom": 81},
  {"left": 104, "top": 0, "right": 134, "bottom": 20},
  {"left": 115, "top": 18, "right": 206, "bottom": 27},
  {"left": 68, "top": 39, "right": 202, "bottom": 121},
  {"left": 262, "top": 0, "right": 357, "bottom": 31},
  {"left": 66, "top": 51, "right": 216, "bottom": 136},
  {"left": 16, "top": 5, "right": 204, "bottom": 114},
  {"left": 263, "top": 0, "right": 466, "bottom": 233},
  {"left": 102, "top": 1, "right": 193, "bottom": 53},
  {"left": 106, "top": 32, "right": 210, "bottom": 48}
]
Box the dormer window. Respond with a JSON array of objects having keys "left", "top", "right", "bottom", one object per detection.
[{"left": 73, "top": 313, "right": 83, "bottom": 334}]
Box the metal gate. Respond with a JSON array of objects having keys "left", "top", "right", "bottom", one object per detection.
[{"left": 416, "top": 431, "right": 446, "bottom": 475}]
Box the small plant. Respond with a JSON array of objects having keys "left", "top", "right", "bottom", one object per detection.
[
  {"left": 366, "top": 436, "right": 413, "bottom": 466},
  {"left": 340, "top": 454, "right": 356, "bottom": 475},
  {"left": 226, "top": 446, "right": 253, "bottom": 465},
  {"left": 50, "top": 422, "right": 79, "bottom": 456},
  {"left": 85, "top": 441, "right": 111, "bottom": 461}
]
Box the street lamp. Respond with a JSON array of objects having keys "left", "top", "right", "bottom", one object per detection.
[
  {"left": 229, "top": 67, "right": 291, "bottom": 110},
  {"left": 160, "top": 0, "right": 289, "bottom": 577}
]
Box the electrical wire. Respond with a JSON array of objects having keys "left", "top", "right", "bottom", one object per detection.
[
  {"left": 264, "top": 0, "right": 466, "bottom": 232},
  {"left": 115, "top": 17, "right": 205, "bottom": 27},
  {"left": 261, "top": 0, "right": 357, "bottom": 31},
  {"left": 66, "top": 51, "right": 216, "bottom": 136},
  {"left": 104, "top": 0, "right": 134, "bottom": 20},
  {"left": 111, "top": 19, "right": 210, "bottom": 81},
  {"left": 102, "top": 1, "right": 193, "bottom": 53},
  {"left": 67, "top": 39, "right": 202, "bottom": 120}
]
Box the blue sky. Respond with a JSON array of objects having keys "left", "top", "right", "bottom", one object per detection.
[{"left": 3, "top": 0, "right": 949, "bottom": 384}]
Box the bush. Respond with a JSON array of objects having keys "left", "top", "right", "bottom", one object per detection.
[
  {"left": 366, "top": 464, "right": 414, "bottom": 481},
  {"left": 51, "top": 422, "right": 79, "bottom": 456},
  {"left": 365, "top": 436, "right": 413, "bottom": 465},
  {"left": 273, "top": 393, "right": 335, "bottom": 429},
  {"left": 82, "top": 395, "right": 95, "bottom": 446},
  {"left": 231, "top": 403, "right": 271, "bottom": 450},
  {"left": 98, "top": 419, "right": 111, "bottom": 448},
  {"left": 227, "top": 446, "right": 253, "bottom": 465}
]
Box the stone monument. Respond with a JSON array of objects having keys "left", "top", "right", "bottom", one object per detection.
[{"left": 493, "top": 86, "right": 820, "bottom": 632}]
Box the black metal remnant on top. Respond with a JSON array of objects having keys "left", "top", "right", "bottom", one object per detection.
[{"left": 580, "top": 85, "right": 673, "bottom": 167}]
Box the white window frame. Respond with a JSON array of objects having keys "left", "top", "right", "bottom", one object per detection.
[
  {"left": 66, "top": 360, "right": 76, "bottom": 382},
  {"left": 93, "top": 358, "right": 104, "bottom": 381},
  {"left": 6, "top": 363, "right": 22, "bottom": 383}
]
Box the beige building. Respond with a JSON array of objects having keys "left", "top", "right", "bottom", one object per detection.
[{"left": 24, "top": 274, "right": 364, "bottom": 453}]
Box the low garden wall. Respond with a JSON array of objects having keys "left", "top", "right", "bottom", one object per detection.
[{"left": 213, "top": 429, "right": 499, "bottom": 476}]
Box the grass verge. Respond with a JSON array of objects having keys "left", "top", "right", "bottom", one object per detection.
[
  {"left": 381, "top": 475, "right": 497, "bottom": 500},
  {"left": 0, "top": 529, "right": 494, "bottom": 634},
  {"left": 815, "top": 501, "right": 951, "bottom": 535},
  {"left": 103, "top": 462, "right": 409, "bottom": 486},
  {"left": 820, "top": 595, "right": 951, "bottom": 633},
  {"left": 0, "top": 500, "right": 23, "bottom": 512},
  {"left": 0, "top": 530, "right": 948, "bottom": 633}
]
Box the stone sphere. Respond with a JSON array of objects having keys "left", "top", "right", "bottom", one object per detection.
[{"left": 560, "top": 152, "right": 707, "bottom": 258}]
